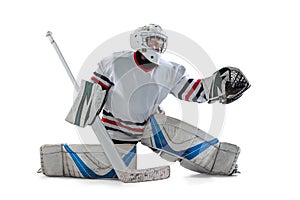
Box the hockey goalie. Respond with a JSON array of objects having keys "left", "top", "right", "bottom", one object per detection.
[{"left": 41, "top": 24, "right": 250, "bottom": 180}]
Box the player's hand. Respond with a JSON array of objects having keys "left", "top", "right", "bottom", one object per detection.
[
  {"left": 218, "top": 67, "right": 250, "bottom": 104},
  {"left": 203, "top": 67, "right": 250, "bottom": 104}
]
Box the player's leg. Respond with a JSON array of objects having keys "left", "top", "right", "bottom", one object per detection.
[
  {"left": 39, "top": 143, "right": 137, "bottom": 179},
  {"left": 141, "top": 114, "right": 240, "bottom": 175}
]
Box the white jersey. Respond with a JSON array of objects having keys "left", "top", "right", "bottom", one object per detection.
[{"left": 91, "top": 51, "right": 207, "bottom": 141}]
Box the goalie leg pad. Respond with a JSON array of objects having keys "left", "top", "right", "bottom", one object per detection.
[
  {"left": 39, "top": 143, "right": 137, "bottom": 179},
  {"left": 180, "top": 142, "right": 240, "bottom": 175},
  {"left": 141, "top": 114, "right": 240, "bottom": 175}
]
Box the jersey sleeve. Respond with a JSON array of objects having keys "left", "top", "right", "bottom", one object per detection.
[
  {"left": 90, "top": 56, "right": 114, "bottom": 90},
  {"left": 170, "top": 65, "right": 207, "bottom": 103}
]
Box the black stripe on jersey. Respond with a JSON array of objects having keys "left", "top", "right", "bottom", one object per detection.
[
  {"left": 93, "top": 72, "right": 114, "bottom": 86},
  {"left": 103, "top": 110, "right": 147, "bottom": 126},
  {"left": 178, "top": 79, "right": 193, "bottom": 99},
  {"left": 192, "top": 85, "right": 204, "bottom": 101},
  {"left": 112, "top": 139, "right": 138, "bottom": 144}
]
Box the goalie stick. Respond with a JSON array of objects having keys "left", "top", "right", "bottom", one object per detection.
[{"left": 46, "top": 31, "right": 170, "bottom": 183}]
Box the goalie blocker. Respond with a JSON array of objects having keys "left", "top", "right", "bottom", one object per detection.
[{"left": 65, "top": 80, "right": 107, "bottom": 127}]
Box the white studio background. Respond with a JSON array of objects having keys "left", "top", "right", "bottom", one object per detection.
[{"left": 0, "top": 0, "right": 299, "bottom": 200}]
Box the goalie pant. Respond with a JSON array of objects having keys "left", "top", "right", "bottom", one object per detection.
[{"left": 40, "top": 113, "right": 239, "bottom": 178}]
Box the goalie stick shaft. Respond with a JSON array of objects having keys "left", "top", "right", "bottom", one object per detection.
[
  {"left": 46, "top": 32, "right": 79, "bottom": 92},
  {"left": 46, "top": 31, "right": 170, "bottom": 183}
]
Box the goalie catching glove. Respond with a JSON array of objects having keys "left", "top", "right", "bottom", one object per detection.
[{"left": 202, "top": 67, "right": 250, "bottom": 104}]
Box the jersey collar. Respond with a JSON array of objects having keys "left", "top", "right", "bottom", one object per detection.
[{"left": 133, "top": 51, "right": 157, "bottom": 72}]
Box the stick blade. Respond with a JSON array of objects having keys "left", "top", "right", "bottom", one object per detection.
[{"left": 119, "top": 165, "right": 170, "bottom": 183}]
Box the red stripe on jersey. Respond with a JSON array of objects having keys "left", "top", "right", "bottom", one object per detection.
[
  {"left": 102, "top": 117, "right": 145, "bottom": 132},
  {"left": 91, "top": 76, "right": 110, "bottom": 90},
  {"left": 185, "top": 79, "right": 201, "bottom": 101}
]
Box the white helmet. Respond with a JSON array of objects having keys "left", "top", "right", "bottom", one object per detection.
[{"left": 130, "top": 24, "right": 168, "bottom": 64}]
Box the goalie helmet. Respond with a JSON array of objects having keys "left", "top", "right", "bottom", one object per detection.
[{"left": 130, "top": 24, "right": 168, "bottom": 64}]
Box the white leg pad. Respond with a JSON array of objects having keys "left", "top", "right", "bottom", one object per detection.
[{"left": 39, "top": 143, "right": 137, "bottom": 179}]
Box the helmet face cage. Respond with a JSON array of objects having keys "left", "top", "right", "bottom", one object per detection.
[{"left": 142, "top": 32, "right": 167, "bottom": 53}]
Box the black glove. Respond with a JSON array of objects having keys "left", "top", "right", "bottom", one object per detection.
[{"left": 202, "top": 67, "right": 250, "bottom": 104}]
